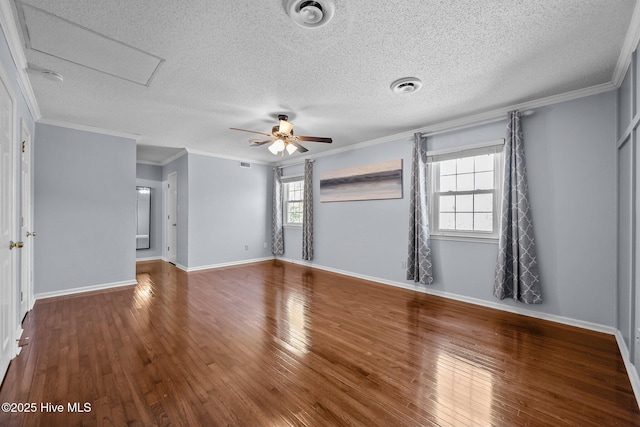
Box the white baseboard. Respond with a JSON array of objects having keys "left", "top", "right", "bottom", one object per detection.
[
  {"left": 615, "top": 331, "right": 640, "bottom": 405},
  {"left": 136, "top": 256, "right": 163, "bottom": 262},
  {"left": 34, "top": 279, "right": 138, "bottom": 301},
  {"left": 185, "top": 256, "right": 275, "bottom": 272}
]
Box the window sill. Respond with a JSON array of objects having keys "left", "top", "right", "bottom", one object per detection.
[{"left": 430, "top": 233, "right": 498, "bottom": 244}]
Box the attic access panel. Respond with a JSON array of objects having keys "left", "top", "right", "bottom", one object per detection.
[{"left": 17, "top": 2, "right": 164, "bottom": 86}]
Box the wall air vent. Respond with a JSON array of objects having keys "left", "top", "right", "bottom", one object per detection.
[{"left": 240, "top": 162, "right": 251, "bottom": 168}]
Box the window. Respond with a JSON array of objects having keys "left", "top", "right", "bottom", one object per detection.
[
  {"left": 429, "top": 142, "right": 503, "bottom": 240},
  {"left": 283, "top": 178, "right": 304, "bottom": 226}
]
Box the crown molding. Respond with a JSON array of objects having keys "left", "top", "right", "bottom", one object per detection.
[
  {"left": 185, "top": 147, "right": 271, "bottom": 166},
  {"left": 278, "top": 81, "right": 617, "bottom": 167},
  {"left": 136, "top": 149, "right": 189, "bottom": 166},
  {"left": 37, "top": 117, "right": 141, "bottom": 140},
  {"left": 0, "top": 0, "right": 41, "bottom": 120},
  {"left": 136, "top": 159, "right": 163, "bottom": 166},
  {"left": 158, "top": 148, "right": 187, "bottom": 166},
  {"left": 612, "top": 0, "right": 640, "bottom": 87}
]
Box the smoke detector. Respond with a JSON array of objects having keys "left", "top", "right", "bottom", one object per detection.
[
  {"left": 26, "top": 65, "right": 64, "bottom": 83},
  {"left": 286, "top": 0, "right": 335, "bottom": 28},
  {"left": 40, "top": 70, "right": 64, "bottom": 83},
  {"left": 390, "top": 77, "right": 422, "bottom": 94}
]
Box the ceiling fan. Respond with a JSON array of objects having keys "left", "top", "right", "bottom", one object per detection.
[{"left": 230, "top": 115, "right": 332, "bottom": 155}]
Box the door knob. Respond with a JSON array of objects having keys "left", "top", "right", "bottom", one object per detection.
[
  {"left": 9, "top": 241, "right": 24, "bottom": 249},
  {"left": 26, "top": 231, "right": 36, "bottom": 237}
]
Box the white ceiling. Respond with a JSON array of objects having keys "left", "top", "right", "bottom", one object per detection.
[{"left": 6, "top": 0, "right": 639, "bottom": 164}]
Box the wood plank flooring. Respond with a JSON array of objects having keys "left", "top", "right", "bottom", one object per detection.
[{"left": 0, "top": 259, "right": 638, "bottom": 426}]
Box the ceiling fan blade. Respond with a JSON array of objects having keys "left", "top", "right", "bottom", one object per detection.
[
  {"left": 296, "top": 135, "right": 332, "bottom": 143},
  {"left": 250, "top": 138, "right": 275, "bottom": 146},
  {"left": 230, "top": 127, "right": 273, "bottom": 137},
  {"left": 290, "top": 141, "right": 308, "bottom": 153}
]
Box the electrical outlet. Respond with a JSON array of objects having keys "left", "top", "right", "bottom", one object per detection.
[
  {"left": 263, "top": 242, "right": 267, "bottom": 249},
  {"left": 244, "top": 244, "right": 249, "bottom": 251},
  {"left": 401, "top": 260, "right": 407, "bottom": 269},
  {"left": 636, "top": 328, "right": 640, "bottom": 344}
]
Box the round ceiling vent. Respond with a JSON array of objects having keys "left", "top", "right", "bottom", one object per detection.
[
  {"left": 286, "top": 0, "right": 335, "bottom": 28},
  {"left": 390, "top": 77, "right": 422, "bottom": 94}
]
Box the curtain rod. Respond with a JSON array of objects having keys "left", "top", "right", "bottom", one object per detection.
[
  {"left": 278, "top": 159, "right": 315, "bottom": 168},
  {"left": 419, "top": 110, "right": 534, "bottom": 138},
  {"left": 418, "top": 116, "right": 506, "bottom": 138}
]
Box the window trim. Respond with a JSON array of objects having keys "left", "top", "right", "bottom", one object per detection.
[
  {"left": 428, "top": 140, "right": 504, "bottom": 242},
  {"left": 282, "top": 175, "right": 304, "bottom": 228}
]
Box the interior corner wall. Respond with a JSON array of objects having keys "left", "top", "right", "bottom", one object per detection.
[
  {"left": 616, "top": 49, "right": 640, "bottom": 368},
  {"left": 186, "top": 154, "right": 273, "bottom": 269},
  {"left": 136, "top": 163, "right": 163, "bottom": 260},
  {"left": 285, "top": 90, "right": 617, "bottom": 328},
  {"left": 33, "top": 123, "right": 137, "bottom": 295}
]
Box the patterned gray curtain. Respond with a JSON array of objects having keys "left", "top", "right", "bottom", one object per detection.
[
  {"left": 494, "top": 111, "right": 542, "bottom": 303},
  {"left": 302, "top": 160, "right": 314, "bottom": 260},
  {"left": 407, "top": 133, "right": 433, "bottom": 284},
  {"left": 272, "top": 167, "right": 284, "bottom": 256}
]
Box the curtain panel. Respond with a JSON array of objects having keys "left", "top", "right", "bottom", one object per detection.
[
  {"left": 494, "top": 111, "right": 542, "bottom": 304},
  {"left": 272, "top": 167, "right": 284, "bottom": 256},
  {"left": 407, "top": 133, "right": 434, "bottom": 284},
  {"left": 302, "top": 159, "right": 314, "bottom": 260}
]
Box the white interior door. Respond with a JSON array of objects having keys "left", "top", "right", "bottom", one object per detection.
[
  {"left": 20, "top": 120, "right": 33, "bottom": 319},
  {"left": 167, "top": 172, "right": 177, "bottom": 264},
  {"left": 0, "top": 65, "right": 16, "bottom": 380}
]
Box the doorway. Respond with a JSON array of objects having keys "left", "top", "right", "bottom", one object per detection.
[{"left": 166, "top": 172, "right": 177, "bottom": 265}]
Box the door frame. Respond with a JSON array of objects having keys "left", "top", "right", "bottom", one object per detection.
[
  {"left": 19, "top": 118, "right": 33, "bottom": 319},
  {"left": 166, "top": 172, "right": 177, "bottom": 265}
]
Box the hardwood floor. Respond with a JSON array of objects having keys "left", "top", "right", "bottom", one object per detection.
[{"left": 0, "top": 259, "right": 638, "bottom": 426}]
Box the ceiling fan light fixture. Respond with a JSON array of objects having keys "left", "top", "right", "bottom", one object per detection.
[
  {"left": 269, "top": 139, "right": 286, "bottom": 155},
  {"left": 390, "top": 77, "right": 423, "bottom": 94},
  {"left": 286, "top": 143, "right": 298, "bottom": 154},
  {"left": 279, "top": 119, "right": 294, "bottom": 135},
  {"left": 286, "top": 0, "right": 335, "bottom": 28},
  {"left": 230, "top": 114, "right": 332, "bottom": 155}
]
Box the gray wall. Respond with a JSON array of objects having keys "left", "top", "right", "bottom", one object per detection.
[
  {"left": 0, "top": 25, "right": 36, "bottom": 326},
  {"left": 523, "top": 92, "right": 617, "bottom": 325},
  {"left": 283, "top": 90, "right": 617, "bottom": 328},
  {"left": 34, "top": 123, "right": 137, "bottom": 294},
  {"left": 616, "top": 50, "right": 640, "bottom": 370},
  {"left": 311, "top": 140, "right": 414, "bottom": 281},
  {"left": 186, "top": 154, "right": 272, "bottom": 269},
  {"left": 136, "top": 163, "right": 163, "bottom": 260}
]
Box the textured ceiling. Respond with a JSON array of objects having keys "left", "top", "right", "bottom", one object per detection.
[{"left": 8, "top": 0, "right": 638, "bottom": 164}]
